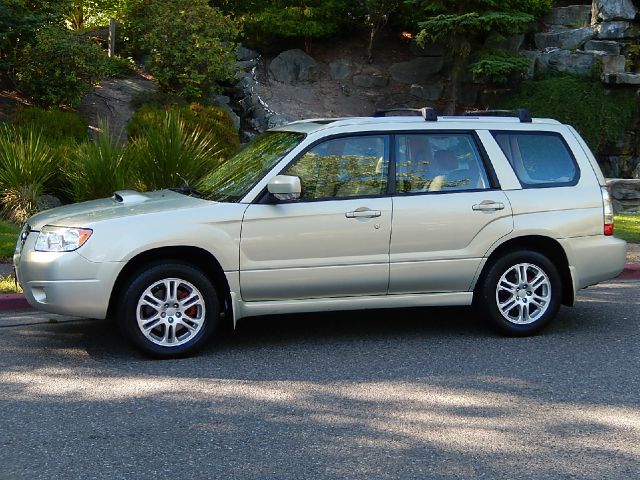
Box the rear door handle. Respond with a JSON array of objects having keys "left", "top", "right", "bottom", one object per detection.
[
  {"left": 472, "top": 200, "right": 505, "bottom": 212},
  {"left": 345, "top": 208, "right": 382, "bottom": 219}
]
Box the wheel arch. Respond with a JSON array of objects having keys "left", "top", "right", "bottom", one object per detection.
[
  {"left": 107, "top": 246, "right": 233, "bottom": 323},
  {"left": 477, "top": 235, "right": 574, "bottom": 306}
]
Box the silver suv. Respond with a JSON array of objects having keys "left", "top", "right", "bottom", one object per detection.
[{"left": 14, "top": 109, "right": 627, "bottom": 357}]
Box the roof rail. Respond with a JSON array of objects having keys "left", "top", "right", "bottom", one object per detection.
[
  {"left": 373, "top": 107, "right": 438, "bottom": 122},
  {"left": 463, "top": 108, "right": 532, "bottom": 123}
]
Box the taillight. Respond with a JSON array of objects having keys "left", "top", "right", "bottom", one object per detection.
[{"left": 602, "top": 187, "right": 614, "bottom": 236}]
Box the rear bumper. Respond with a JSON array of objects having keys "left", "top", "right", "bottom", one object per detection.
[
  {"left": 559, "top": 235, "right": 627, "bottom": 292},
  {"left": 14, "top": 234, "right": 122, "bottom": 319}
]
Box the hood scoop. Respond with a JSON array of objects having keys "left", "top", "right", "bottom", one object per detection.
[{"left": 113, "top": 190, "right": 151, "bottom": 205}]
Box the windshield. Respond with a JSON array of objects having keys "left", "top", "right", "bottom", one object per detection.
[{"left": 198, "top": 131, "right": 305, "bottom": 202}]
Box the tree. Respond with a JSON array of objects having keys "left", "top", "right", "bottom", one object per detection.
[
  {"left": 243, "top": 0, "right": 350, "bottom": 53},
  {"left": 143, "top": 0, "right": 239, "bottom": 99},
  {"left": 410, "top": 0, "right": 552, "bottom": 114},
  {"left": 362, "top": 0, "right": 400, "bottom": 62}
]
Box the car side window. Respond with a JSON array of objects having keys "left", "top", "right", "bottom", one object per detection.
[
  {"left": 492, "top": 131, "right": 579, "bottom": 187},
  {"left": 395, "top": 133, "right": 490, "bottom": 193},
  {"left": 284, "top": 135, "right": 389, "bottom": 200}
]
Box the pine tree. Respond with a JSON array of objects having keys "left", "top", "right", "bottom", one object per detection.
[{"left": 410, "top": 0, "right": 551, "bottom": 114}]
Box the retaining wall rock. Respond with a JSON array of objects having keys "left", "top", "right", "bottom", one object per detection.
[
  {"left": 592, "top": 0, "right": 637, "bottom": 22},
  {"left": 268, "top": 49, "right": 319, "bottom": 85},
  {"left": 607, "top": 178, "right": 640, "bottom": 212}
]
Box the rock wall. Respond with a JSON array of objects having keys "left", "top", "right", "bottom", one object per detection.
[{"left": 228, "top": 1, "right": 640, "bottom": 182}]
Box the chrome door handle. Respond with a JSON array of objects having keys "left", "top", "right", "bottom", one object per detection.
[
  {"left": 345, "top": 208, "right": 382, "bottom": 219},
  {"left": 472, "top": 201, "right": 505, "bottom": 211}
]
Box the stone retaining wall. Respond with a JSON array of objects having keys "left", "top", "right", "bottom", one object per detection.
[{"left": 607, "top": 178, "right": 640, "bottom": 212}]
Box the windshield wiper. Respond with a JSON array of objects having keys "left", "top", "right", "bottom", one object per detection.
[{"left": 169, "top": 187, "right": 204, "bottom": 198}]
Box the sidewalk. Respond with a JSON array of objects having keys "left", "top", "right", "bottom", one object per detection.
[{"left": 1, "top": 244, "right": 639, "bottom": 312}]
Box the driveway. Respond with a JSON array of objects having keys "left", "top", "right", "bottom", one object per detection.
[{"left": 0, "top": 280, "right": 639, "bottom": 479}]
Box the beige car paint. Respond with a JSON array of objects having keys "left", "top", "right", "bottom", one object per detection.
[{"left": 14, "top": 115, "right": 627, "bottom": 324}]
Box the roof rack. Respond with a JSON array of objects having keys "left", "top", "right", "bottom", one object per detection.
[
  {"left": 373, "top": 107, "right": 438, "bottom": 122},
  {"left": 463, "top": 108, "right": 532, "bottom": 123}
]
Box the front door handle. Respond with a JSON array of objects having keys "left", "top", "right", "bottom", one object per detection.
[
  {"left": 345, "top": 207, "right": 382, "bottom": 219},
  {"left": 472, "top": 200, "right": 505, "bottom": 212}
]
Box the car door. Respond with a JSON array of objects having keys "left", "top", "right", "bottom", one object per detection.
[
  {"left": 389, "top": 131, "right": 513, "bottom": 294},
  {"left": 240, "top": 134, "right": 392, "bottom": 301}
]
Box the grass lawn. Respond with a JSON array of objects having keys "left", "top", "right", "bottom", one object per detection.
[
  {"left": 0, "top": 274, "right": 21, "bottom": 294},
  {"left": 615, "top": 213, "right": 640, "bottom": 243},
  {"left": 0, "top": 221, "right": 19, "bottom": 259}
]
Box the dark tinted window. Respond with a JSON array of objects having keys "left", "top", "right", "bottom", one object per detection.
[
  {"left": 395, "top": 133, "right": 490, "bottom": 193},
  {"left": 492, "top": 132, "right": 578, "bottom": 187}
]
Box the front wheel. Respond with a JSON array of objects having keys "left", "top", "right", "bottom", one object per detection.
[
  {"left": 477, "top": 250, "right": 562, "bottom": 336},
  {"left": 117, "top": 262, "right": 220, "bottom": 358}
]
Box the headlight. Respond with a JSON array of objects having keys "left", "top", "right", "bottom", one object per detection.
[{"left": 34, "top": 225, "right": 93, "bottom": 252}]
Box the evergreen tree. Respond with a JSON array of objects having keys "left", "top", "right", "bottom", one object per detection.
[{"left": 410, "top": 0, "right": 551, "bottom": 113}]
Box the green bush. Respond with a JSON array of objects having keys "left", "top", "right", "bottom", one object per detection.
[
  {"left": 14, "top": 107, "right": 88, "bottom": 144},
  {"left": 143, "top": 0, "right": 239, "bottom": 98},
  {"left": 0, "top": 125, "right": 58, "bottom": 223},
  {"left": 499, "top": 75, "right": 639, "bottom": 153},
  {"left": 67, "top": 122, "right": 135, "bottom": 202},
  {"left": 102, "top": 55, "right": 137, "bottom": 78},
  {"left": 13, "top": 25, "right": 105, "bottom": 107},
  {"left": 127, "top": 104, "right": 239, "bottom": 159},
  {"left": 127, "top": 110, "right": 224, "bottom": 191},
  {"left": 470, "top": 50, "right": 532, "bottom": 84},
  {"left": 243, "top": 0, "right": 350, "bottom": 51}
]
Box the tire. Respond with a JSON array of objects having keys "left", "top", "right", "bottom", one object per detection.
[
  {"left": 117, "top": 261, "right": 220, "bottom": 358},
  {"left": 476, "top": 250, "right": 562, "bottom": 336}
]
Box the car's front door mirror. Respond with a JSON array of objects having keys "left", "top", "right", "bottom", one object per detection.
[{"left": 267, "top": 175, "right": 301, "bottom": 201}]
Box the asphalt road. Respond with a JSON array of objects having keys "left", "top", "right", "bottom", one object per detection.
[{"left": 1, "top": 280, "right": 639, "bottom": 480}]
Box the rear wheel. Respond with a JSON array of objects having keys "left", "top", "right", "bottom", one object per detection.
[
  {"left": 477, "top": 250, "right": 561, "bottom": 336},
  {"left": 117, "top": 262, "right": 220, "bottom": 358}
]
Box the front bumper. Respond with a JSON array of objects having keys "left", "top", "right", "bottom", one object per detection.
[{"left": 14, "top": 233, "right": 122, "bottom": 319}]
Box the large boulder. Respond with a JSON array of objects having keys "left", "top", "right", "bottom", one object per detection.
[
  {"left": 537, "top": 50, "right": 598, "bottom": 76},
  {"left": 268, "top": 49, "right": 319, "bottom": 85},
  {"left": 592, "top": 0, "right": 637, "bottom": 22},
  {"left": 546, "top": 5, "right": 592, "bottom": 27},
  {"left": 389, "top": 57, "right": 444, "bottom": 84},
  {"left": 236, "top": 46, "right": 259, "bottom": 61},
  {"left": 534, "top": 27, "right": 594, "bottom": 50},
  {"left": 328, "top": 59, "right": 352, "bottom": 80},
  {"left": 353, "top": 73, "right": 389, "bottom": 88},
  {"left": 602, "top": 72, "right": 640, "bottom": 84},
  {"left": 596, "top": 21, "right": 639, "bottom": 39},
  {"left": 584, "top": 39, "right": 622, "bottom": 54},
  {"left": 409, "top": 83, "right": 444, "bottom": 101},
  {"left": 601, "top": 54, "right": 626, "bottom": 73}
]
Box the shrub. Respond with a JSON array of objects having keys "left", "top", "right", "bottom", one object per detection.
[
  {"left": 143, "top": 0, "right": 239, "bottom": 98},
  {"left": 102, "top": 55, "right": 137, "bottom": 78},
  {"left": 0, "top": 125, "right": 58, "bottom": 222},
  {"left": 470, "top": 50, "right": 532, "bottom": 84},
  {"left": 244, "top": 0, "right": 350, "bottom": 52},
  {"left": 127, "top": 110, "right": 224, "bottom": 191},
  {"left": 13, "top": 25, "right": 105, "bottom": 107},
  {"left": 67, "top": 122, "right": 135, "bottom": 202},
  {"left": 499, "top": 75, "right": 639, "bottom": 153},
  {"left": 127, "top": 104, "right": 239, "bottom": 159},
  {"left": 14, "top": 107, "right": 88, "bottom": 144}
]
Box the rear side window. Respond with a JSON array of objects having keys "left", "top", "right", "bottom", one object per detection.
[
  {"left": 395, "top": 133, "right": 491, "bottom": 194},
  {"left": 492, "top": 131, "right": 579, "bottom": 188}
]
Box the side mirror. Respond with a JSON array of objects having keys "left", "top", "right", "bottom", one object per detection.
[{"left": 267, "top": 175, "right": 301, "bottom": 201}]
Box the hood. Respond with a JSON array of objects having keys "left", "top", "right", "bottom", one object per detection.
[{"left": 27, "top": 190, "right": 213, "bottom": 230}]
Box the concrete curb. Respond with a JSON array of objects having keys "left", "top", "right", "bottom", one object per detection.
[
  {"left": 616, "top": 263, "right": 640, "bottom": 281},
  {"left": 0, "top": 294, "right": 31, "bottom": 311},
  {"left": 0, "top": 264, "right": 638, "bottom": 312}
]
